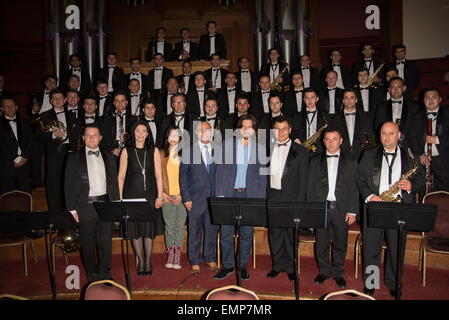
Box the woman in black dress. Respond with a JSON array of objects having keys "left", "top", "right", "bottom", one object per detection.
[{"left": 118, "top": 120, "right": 164, "bottom": 276}]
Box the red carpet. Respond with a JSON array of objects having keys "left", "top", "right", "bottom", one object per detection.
[{"left": 1, "top": 253, "right": 448, "bottom": 300}]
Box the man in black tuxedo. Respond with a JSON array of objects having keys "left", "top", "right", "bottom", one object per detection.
[
  {"left": 0, "top": 96, "right": 34, "bottom": 194},
  {"left": 36, "top": 75, "right": 58, "bottom": 114},
  {"left": 125, "top": 57, "right": 149, "bottom": 95},
  {"left": 354, "top": 68, "right": 382, "bottom": 123},
  {"left": 205, "top": 54, "right": 228, "bottom": 94},
  {"left": 374, "top": 77, "right": 418, "bottom": 138},
  {"left": 236, "top": 57, "right": 258, "bottom": 94},
  {"left": 96, "top": 52, "right": 125, "bottom": 94},
  {"left": 186, "top": 72, "right": 212, "bottom": 118},
  {"left": 175, "top": 60, "right": 195, "bottom": 95},
  {"left": 222, "top": 94, "right": 251, "bottom": 131},
  {"left": 147, "top": 53, "right": 174, "bottom": 99},
  {"left": 259, "top": 48, "right": 289, "bottom": 91},
  {"left": 357, "top": 122, "right": 424, "bottom": 297},
  {"left": 36, "top": 89, "right": 75, "bottom": 212},
  {"left": 296, "top": 55, "right": 320, "bottom": 91},
  {"left": 145, "top": 27, "right": 174, "bottom": 62},
  {"left": 352, "top": 43, "right": 384, "bottom": 85},
  {"left": 60, "top": 54, "right": 92, "bottom": 97},
  {"left": 158, "top": 93, "right": 198, "bottom": 148},
  {"left": 99, "top": 92, "right": 138, "bottom": 157},
  {"left": 95, "top": 80, "right": 114, "bottom": 118},
  {"left": 408, "top": 88, "right": 449, "bottom": 192},
  {"left": 65, "top": 89, "right": 83, "bottom": 124},
  {"left": 174, "top": 28, "right": 199, "bottom": 61},
  {"left": 199, "top": 21, "right": 227, "bottom": 60},
  {"left": 318, "top": 70, "right": 344, "bottom": 117},
  {"left": 156, "top": 77, "right": 179, "bottom": 120},
  {"left": 201, "top": 97, "right": 225, "bottom": 142},
  {"left": 308, "top": 127, "right": 359, "bottom": 288},
  {"left": 69, "top": 96, "right": 100, "bottom": 152},
  {"left": 320, "top": 48, "right": 352, "bottom": 90},
  {"left": 386, "top": 45, "right": 420, "bottom": 93},
  {"left": 266, "top": 116, "right": 309, "bottom": 281},
  {"left": 291, "top": 88, "right": 327, "bottom": 154},
  {"left": 65, "top": 124, "right": 120, "bottom": 283},
  {"left": 330, "top": 89, "right": 375, "bottom": 161},
  {"left": 282, "top": 71, "right": 305, "bottom": 118},
  {"left": 249, "top": 75, "right": 275, "bottom": 118},
  {"left": 127, "top": 79, "right": 148, "bottom": 117},
  {"left": 217, "top": 72, "right": 240, "bottom": 119},
  {"left": 140, "top": 100, "right": 160, "bottom": 147}
]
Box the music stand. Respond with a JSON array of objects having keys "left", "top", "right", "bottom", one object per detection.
[
  {"left": 209, "top": 197, "right": 267, "bottom": 286},
  {"left": 367, "top": 202, "right": 437, "bottom": 300},
  {"left": 267, "top": 200, "right": 328, "bottom": 300},
  {"left": 94, "top": 200, "right": 157, "bottom": 295}
]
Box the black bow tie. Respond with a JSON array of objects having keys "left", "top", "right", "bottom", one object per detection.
[
  {"left": 68, "top": 108, "right": 77, "bottom": 112},
  {"left": 392, "top": 100, "right": 402, "bottom": 104},
  {"left": 197, "top": 90, "right": 204, "bottom": 93},
  {"left": 132, "top": 72, "right": 139, "bottom": 76},
  {"left": 295, "top": 90, "right": 303, "bottom": 93},
  {"left": 360, "top": 87, "right": 369, "bottom": 91},
  {"left": 183, "top": 40, "right": 189, "bottom": 43},
  {"left": 175, "top": 114, "right": 184, "bottom": 118},
  {"left": 345, "top": 112, "right": 356, "bottom": 116},
  {"left": 157, "top": 40, "right": 164, "bottom": 43},
  {"left": 383, "top": 151, "right": 396, "bottom": 157},
  {"left": 427, "top": 112, "right": 437, "bottom": 117},
  {"left": 397, "top": 61, "right": 405, "bottom": 65},
  {"left": 108, "top": 66, "right": 115, "bottom": 69},
  {"left": 206, "top": 117, "right": 216, "bottom": 121},
  {"left": 56, "top": 110, "right": 65, "bottom": 115},
  {"left": 326, "top": 154, "right": 339, "bottom": 158},
  {"left": 277, "top": 139, "right": 290, "bottom": 147},
  {"left": 306, "top": 110, "right": 316, "bottom": 114},
  {"left": 88, "top": 150, "right": 100, "bottom": 157},
  {"left": 85, "top": 116, "right": 95, "bottom": 120},
  {"left": 365, "top": 60, "right": 372, "bottom": 63},
  {"left": 228, "top": 88, "right": 236, "bottom": 92},
  {"left": 209, "top": 35, "right": 215, "bottom": 38},
  {"left": 130, "top": 94, "right": 139, "bottom": 97},
  {"left": 45, "top": 90, "right": 50, "bottom": 94},
  {"left": 7, "top": 118, "right": 17, "bottom": 123},
  {"left": 99, "top": 96, "right": 107, "bottom": 100},
  {"left": 213, "top": 68, "right": 220, "bottom": 72},
  {"left": 328, "top": 88, "right": 336, "bottom": 91},
  {"left": 262, "top": 91, "right": 270, "bottom": 95},
  {"left": 332, "top": 64, "right": 340, "bottom": 67},
  {"left": 155, "top": 68, "right": 162, "bottom": 71},
  {"left": 302, "top": 67, "right": 310, "bottom": 70},
  {"left": 73, "top": 68, "right": 81, "bottom": 72},
  {"left": 241, "top": 70, "right": 249, "bottom": 73},
  {"left": 146, "top": 119, "right": 155, "bottom": 123}
]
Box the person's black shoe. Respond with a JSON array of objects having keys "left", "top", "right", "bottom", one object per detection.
[
  {"left": 213, "top": 268, "right": 234, "bottom": 280},
  {"left": 240, "top": 269, "right": 250, "bottom": 281},
  {"left": 334, "top": 277, "right": 346, "bottom": 288},
  {"left": 314, "top": 274, "right": 330, "bottom": 284},
  {"left": 287, "top": 273, "right": 296, "bottom": 281},
  {"left": 144, "top": 262, "right": 153, "bottom": 276},
  {"left": 266, "top": 270, "right": 280, "bottom": 278},
  {"left": 363, "top": 287, "right": 375, "bottom": 296}
]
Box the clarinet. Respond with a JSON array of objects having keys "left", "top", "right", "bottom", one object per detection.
[{"left": 425, "top": 118, "right": 433, "bottom": 194}]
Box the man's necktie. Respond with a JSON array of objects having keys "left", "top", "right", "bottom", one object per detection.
[
  {"left": 88, "top": 150, "right": 100, "bottom": 157},
  {"left": 306, "top": 110, "right": 316, "bottom": 115},
  {"left": 228, "top": 89, "right": 236, "bottom": 92},
  {"left": 132, "top": 72, "right": 139, "bottom": 75},
  {"left": 392, "top": 100, "right": 402, "bottom": 104},
  {"left": 241, "top": 70, "right": 249, "bottom": 73},
  {"left": 345, "top": 112, "right": 356, "bottom": 116},
  {"left": 209, "top": 35, "right": 216, "bottom": 38},
  {"left": 85, "top": 116, "right": 95, "bottom": 120},
  {"left": 326, "top": 154, "right": 338, "bottom": 158},
  {"left": 397, "top": 61, "right": 405, "bottom": 65},
  {"left": 328, "top": 88, "right": 336, "bottom": 91},
  {"left": 56, "top": 110, "right": 65, "bottom": 115},
  {"left": 277, "top": 139, "right": 290, "bottom": 147},
  {"left": 131, "top": 94, "right": 139, "bottom": 98},
  {"left": 302, "top": 67, "right": 310, "bottom": 70},
  {"left": 99, "top": 96, "right": 107, "bottom": 100},
  {"left": 155, "top": 68, "right": 162, "bottom": 71},
  {"left": 206, "top": 117, "right": 216, "bottom": 121},
  {"left": 360, "top": 87, "right": 369, "bottom": 91},
  {"left": 73, "top": 68, "right": 81, "bottom": 72}
]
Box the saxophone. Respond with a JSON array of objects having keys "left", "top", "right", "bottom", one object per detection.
[
  {"left": 302, "top": 120, "right": 328, "bottom": 152},
  {"left": 379, "top": 148, "right": 419, "bottom": 202},
  {"left": 367, "top": 63, "right": 384, "bottom": 87},
  {"left": 270, "top": 62, "right": 289, "bottom": 92}
]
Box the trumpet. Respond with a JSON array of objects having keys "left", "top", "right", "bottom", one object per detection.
[
  {"left": 270, "top": 61, "right": 289, "bottom": 92},
  {"left": 302, "top": 121, "right": 328, "bottom": 152}
]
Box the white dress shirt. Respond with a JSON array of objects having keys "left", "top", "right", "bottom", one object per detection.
[
  {"left": 174, "top": 112, "right": 185, "bottom": 130},
  {"left": 227, "top": 87, "right": 236, "bottom": 114},
  {"left": 270, "top": 64, "right": 280, "bottom": 83},
  {"left": 98, "top": 95, "right": 107, "bottom": 117},
  {"left": 328, "top": 87, "right": 336, "bottom": 114},
  {"left": 182, "top": 74, "right": 190, "bottom": 93},
  {"left": 301, "top": 67, "right": 311, "bottom": 88},
  {"left": 40, "top": 91, "right": 52, "bottom": 114},
  {"left": 154, "top": 67, "right": 163, "bottom": 90},
  {"left": 379, "top": 147, "right": 401, "bottom": 197},
  {"left": 396, "top": 60, "right": 405, "bottom": 79},
  {"left": 197, "top": 89, "right": 205, "bottom": 116},
  {"left": 115, "top": 112, "right": 126, "bottom": 142},
  {"left": 344, "top": 110, "right": 356, "bottom": 146},
  {"left": 326, "top": 150, "right": 341, "bottom": 201},
  {"left": 306, "top": 109, "right": 318, "bottom": 139},
  {"left": 365, "top": 60, "right": 374, "bottom": 75},
  {"left": 166, "top": 92, "right": 175, "bottom": 115},
  {"left": 424, "top": 108, "right": 440, "bottom": 156},
  {"left": 262, "top": 91, "right": 270, "bottom": 113},
  {"left": 240, "top": 69, "right": 251, "bottom": 92},
  {"left": 72, "top": 68, "right": 82, "bottom": 90},
  {"left": 145, "top": 116, "right": 157, "bottom": 141},
  {"left": 360, "top": 86, "right": 370, "bottom": 112},
  {"left": 209, "top": 34, "right": 216, "bottom": 57},
  {"left": 391, "top": 98, "right": 404, "bottom": 124},
  {"left": 108, "top": 65, "right": 115, "bottom": 92},
  {"left": 270, "top": 139, "right": 291, "bottom": 190},
  {"left": 85, "top": 147, "right": 107, "bottom": 197},
  {"left": 212, "top": 68, "right": 222, "bottom": 89},
  {"left": 156, "top": 40, "right": 165, "bottom": 55},
  {"left": 85, "top": 114, "right": 96, "bottom": 124},
  {"left": 332, "top": 65, "right": 345, "bottom": 89},
  {"left": 199, "top": 141, "right": 213, "bottom": 170},
  {"left": 206, "top": 113, "right": 217, "bottom": 133},
  {"left": 130, "top": 94, "right": 140, "bottom": 116},
  {"left": 295, "top": 89, "right": 303, "bottom": 112},
  {"left": 182, "top": 40, "right": 191, "bottom": 55},
  {"left": 55, "top": 110, "right": 69, "bottom": 144}
]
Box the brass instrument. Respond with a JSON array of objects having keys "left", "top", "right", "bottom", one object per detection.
[
  {"left": 379, "top": 148, "right": 419, "bottom": 202},
  {"left": 425, "top": 118, "right": 433, "bottom": 193},
  {"left": 270, "top": 62, "right": 289, "bottom": 92},
  {"left": 367, "top": 63, "right": 384, "bottom": 87},
  {"left": 58, "top": 229, "right": 80, "bottom": 253},
  {"left": 302, "top": 120, "right": 328, "bottom": 152},
  {"left": 32, "top": 116, "right": 68, "bottom": 141}
]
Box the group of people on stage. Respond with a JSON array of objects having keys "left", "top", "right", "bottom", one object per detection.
[{"left": 1, "top": 33, "right": 448, "bottom": 298}]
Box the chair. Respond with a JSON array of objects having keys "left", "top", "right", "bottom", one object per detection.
[
  {"left": 322, "top": 289, "right": 375, "bottom": 300},
  {"left": 354, "top": 225, "right": 387, "bottom": 279},
  {"left": 0, "top": 190, "right": 38, "bottom": 276},
  {"left": 297, "top": 228, "right": 316, "bottom": 274},
  {"left": 84, "top": 280, "right": 131, "bottom": 300},
  {"left": 216, "top": 227, "right": 258, "bottom": 270},
  {"left": 0, "top": 294, "right": 29, "bottom": 300},
  {"left": 420, "top": 191, "right": 449, "bottom": 287},
  {"left": 206, "top": 285, "right": 259, "bottom": 300}
]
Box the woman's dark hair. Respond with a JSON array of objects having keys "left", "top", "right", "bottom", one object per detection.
[
  {"left": 127, "top": 120, "right": 153, "bottom": 148},
  {"left": 163, "top": 125, "right": 182, "bottom": 157}
]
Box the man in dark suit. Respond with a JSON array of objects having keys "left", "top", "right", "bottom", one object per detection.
[
  {"left": 174, "top": 28, "right": 199, "bottom": 61},
  {"left": 296, "top": 55, "right": 320, "bottom": 90},
  {"left": 140, "top": 100, "right": 160, "bottom": 147},
  {"left": 65, "top": 89, "right": 83, "bottom": 124},
  {"left": 266, "top": 116, "right": 308, "bottom": 281},
  {"left": 145, "top": 27, "right": 174, "bottom": 62},
  {"left": 354, "top": 68, "right": 382, "bottom": 123},
  {"left": 60, "top": 54, "right": 92, "bottom": 97},
  {"left": 202, "top": 97, "right": 225, "bottom": 142},
  {"left": 236, "top": 57, "right": 258, "bottom": 94},
  {"left": 213, "top": 114, "right": 267, "bottom": 281},
  {"left": 147, "top": 53, "right": 174, "bottom": 99},
  {"left": 96, "top": 52, "right": 125, "bottom": 94},
  {"left": 36, "top": 75, "right": 58, "bottom": 114},
  {"left": 199, "top": 21, "right": 227, "bottom": 60},
  {"left": 331, "top": 89, "right": 375, "bottom": 161},
  {"left": 249, "top": 75, "right": 274, "bottom": 118},
  {"left": 69, "top": 96, "right": 100, "bottom": 152},
  {"left": 175, "top": 60, "right": 195, "bottom": 95},
  {"left": 65, "top": 124, "right": 120, "bottom": 283},
  {"left": 180, "top": 121, "right": 218, "bottom": 274},
  {"left": 259, "top": 48, "right": 289, "bottom": 91},
  {"left": 217, "top": 72, "right": 240, "bottom": 119},
  {"left": 95, "top": 80, "right": 114, "bottom": 118},
  {"left": 222, "top": 94, "right": 251, "bottom": 131},
  {"left": 357, "top": 121, "right": 424, "bottom": 297},
  {"left": 308, "top": 127, "right": 359, "bottom": 288},
  {"left": 320, "top": 48, "right": 352, "bottom": 90},
  {"left": 125, "top": 57, "right": 149, "bottom": 95},
  {"left": 0, "top": 96, "right": 34, "bottom": 194},
  {"left": 205, "top": 53, "right": 228, "bottom": 94},
  {"left": 318, "top": 70, "right": 344, "bottom": 117},
  {"left": 408, "top": 88, "right": 449, "bottom": 192},
  {"left": 156, "top": 77, "right": 180, "bottom": 120},
  {"left": 36, "top": 89, "right": 75, "bottom": 212},
  {"left": 99, "top": 92, "right": 138, "bottom": 157},
  {"left": 386, "top": 44, "right": 420, "bottom": 93},
  {"left": 282, "top": 71, "right": 305, "bottom": 118},
  {"left": 374, "top": 77, "right": 418, "bottom": 138},
  {"left": 186, "top": 72, "right": 212, "bottom": 118},
  {"left": 291, "top": 88, "right": 327, "bottom": 154},
  {"left": 352, "top": 43, "right": 384, "bottom": 85},
  {"left": 126, "top": 78, "right": 148, "bottom": 117}
]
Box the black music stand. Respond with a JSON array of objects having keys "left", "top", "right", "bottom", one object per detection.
[
  {"left": 367, "top": 202, "right": 437, "bottom": 300},
  {"left": 267, "top": 201, "right": 328, "bottom": 300},
  {"left": 209, "top": 197, "right": 267, "bottom": 286},
  {"left": 94, "top": 200, "right": 156, "bottom": 295}
]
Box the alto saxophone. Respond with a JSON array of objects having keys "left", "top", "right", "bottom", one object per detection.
[
  {"left": 367, "top": 63, "right": 384, "bottom": 87},
  {"left": 379, "top": 148, "right": 419, "bottom": 202},
  {"left": 270, "top": 62, "right": 289, "bottom": 92},
  {"left": 302, "top": 120, "right": 328, "bottom": 152}
]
